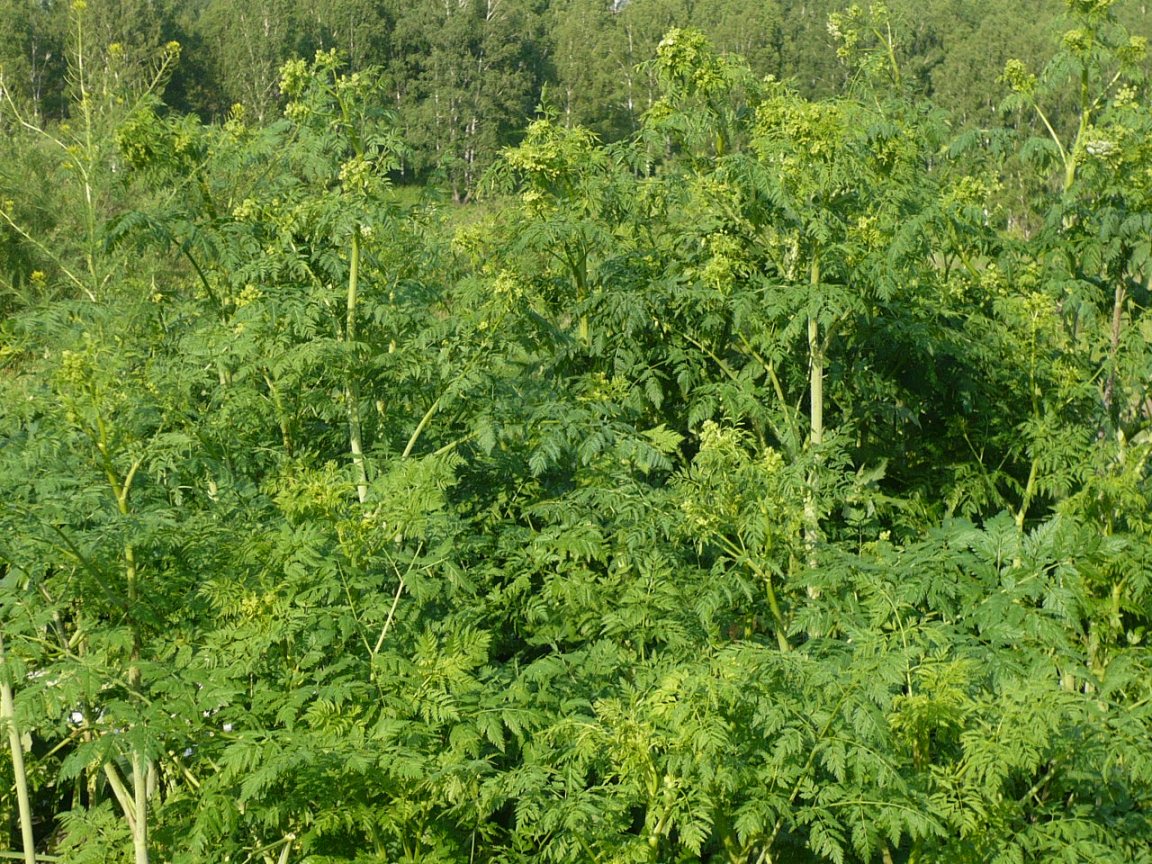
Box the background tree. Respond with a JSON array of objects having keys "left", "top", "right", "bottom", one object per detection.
[
  {"left": 546, "top": 0, "right": 637, "bottom": 137},
  {"left": 387, "top": 0, "right": 545, "bottom": 200},
  {"left": 0, "top": 0, "right": 66, "bottom": 118}
]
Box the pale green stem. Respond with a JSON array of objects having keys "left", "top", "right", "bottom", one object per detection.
[
  {"left": 1064, "top": 66, "right": 1092, "bottom": 194},
  {"left": 808, "top": 256, "right": 823, "bottom": 448},
  {"left": 246, "top": 834, "right": 296, "bottom": 859},
  {"left": 346, "top": 229, "right": 369, "bottom": 504},
  {"left": 95, "top": 418, "right": 149, "bottom": 864},
  {"left": 402, "top": 395, "right": 444, "bottom": 460},
  {"left": 1029, "top": 99, "right": 1070, "bottom": 187},
  {"left": 879, "top": 20, "right": 901, "bottom": 88},
  {"left": 103, "top": 761, "right": 136, "bottom": 828},
  {"left": 760, "top": 567, "right": 791, "bottom": 654},
  {"left": 736, "top": 331, "right": 802, "bottom": 456},
  {"left": 1103, "top": 282, "right": 1126, "bottom": 416},
  {"left": 715, "top": 536, "right": 790, "bottom": 652},
  {"left": 1015, "top": 304, "right": 1043, "bottom": 531},
  {"left": 0, "top": 634, "right": 37, "bottom": 864},
  {"left": 0, "top": 205, "right": 93, "bottom": 299},
  {"left": 1015, "top": 457, "right": 1040, "bottom": 532},
  {"left": 130, "top": 752, "right": 149, "bottom": 864},
  {"left": 373, "top": 578, "right": 407, "bottom": 657},
  {"left": 804, "top": 257, "right": 824, "bottom": 561},
  {"left": 72, "top": 7, "right": 101, "bottom": 299},
  {"left": 808, "top": 312, "right": 823, "bottom": 449}
]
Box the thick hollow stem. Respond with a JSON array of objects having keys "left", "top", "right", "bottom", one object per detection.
[
  {"left": 1015, "top": 456, "right": 1040, "bottom": 532},
  {"left": 802, "top": 257, "right": 826, "bottom": 608},
  {"left": 808, "top": 314, "right": 823, "bottom": 448},
  {"left": 98, "top": 418, "right": 149, "bottom": 864},
  {"left": 103, "top": 762, "right": 136, "bottom": 828},
  {"left": 346, "top": 229, "right": 369, "bottom": 504},
  {"left": 1103, "top": 281, "right": 1126, "bottom": 416},
  {"left": 804, "top": 257, "right": 824, "bottom": 562},
  {"left": 1064, "top": 68, "right": 1091, "bottom": 194},
  {"left": 130, "top": 752, "right": 149, "bottom": 864},
  {"left": 126, "top": 553, "right": 149, "bottom": 864},
  {"left": 0, "top": 635, "right": 37, "bottom": 864},
  {"left": 808, "top": 255, "right": 824, "bottom": 448}
]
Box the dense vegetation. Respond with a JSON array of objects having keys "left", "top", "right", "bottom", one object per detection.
[{"left": 3, "top": 1, "right": 1152, "bottom": 862}]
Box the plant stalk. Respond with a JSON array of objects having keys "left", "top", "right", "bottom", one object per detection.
[
  {"left": 130, "top": 752, "right": 149, "bottom": 864},
  {"left": 97, "top": 417, "right": 150, "bottom": 864},
  {"left": 103, "top": 762, "right": 136, "bottom": 826},
  {"left": 1102, "top": 281, "right": 1126, "bottom": 416},
  {"left": 1015, "top": 456, "right": 1040, "bottom": 532},
  {"left": 804, "top": 256, "right": 824, "bottom": 567},
  {"left": 347, "top": 228, "right": 369, "bottom": 504},
  {"left": 0, "top": 634, "right": 37, "bottom": 864},
  {"left": 808, "top": 257, "right": 824, "bottom": 449}
]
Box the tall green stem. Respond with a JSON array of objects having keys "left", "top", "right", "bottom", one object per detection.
[
  {"left": 1102, "top": 277, "right": 1127, "bottom": 417},
  {"left": 347, "top": 229, "right": 369, "bottom": 505},
  {"left": 95, "top": 415, "right": 149, "bottom": 864},
  {"left": 125, "top": 575, "right": 148, "bottom": 864},
  {"left": 808, "top": 328, "right": 823, "bottom": 450},
  {"left": 130, "top": 753, "right": 149, "bottom": 864},
  {"left": 71, "top": 4, "right": 101, "bottom": 299},
  {"left": 1064, "top": 66, "right": 1091, "bottom": 194},
  {"left": 1015, "top": 457, "right": 1040, "bottom": 532},
  {"left": 881, "top": 20, "right": 901, "bottom": 89},
  {"left": 805, "top": 256, "right": 824, "bottom": 555},
  {"left": 0, "top": 634, "right": 37, "bottom": 864}
]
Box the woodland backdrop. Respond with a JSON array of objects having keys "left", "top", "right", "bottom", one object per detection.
[{"left": 3, "top": 0, "right": 1152, "bottom": 197}]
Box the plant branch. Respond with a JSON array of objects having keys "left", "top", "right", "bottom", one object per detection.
[
  {"left": 104, "top": 761, "right": 137, "bottom": 830},
  {"left": 0, "top": 207, "right": 94, "bottom": 300},
  {"left": 714, "top": 534, "right": 790, "bottom": 652},
  {"left": 402, "top": 394, "right": 445, "bottom": 460},
  {"left": 736, "top": 331, "right": 801, "bottom": 456},
  {"left": 373, "top": 543, "right": 423, "bottom": 656}
]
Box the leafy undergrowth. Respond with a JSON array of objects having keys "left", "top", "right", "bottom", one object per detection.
[{"left": 2, "top": 6, "right": 1152, "bottom": 863}]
